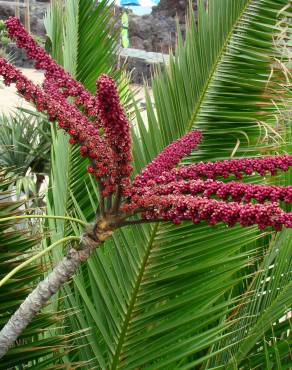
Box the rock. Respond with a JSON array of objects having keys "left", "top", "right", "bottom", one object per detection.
[
  {"left": 126, "top": 1, "right": 199, "bottom": 53},
  {"left": 0, "top": 1, "right": 49, "bottom": 36},
  {"left": 0, "top": 3, "right": 14, "bottom": 19},
  {"left": 130, "top": 36, "right": 144, "bottom": 50},
  {"left": 128, "top": 12, "right": 178, "bottom": 53},
  {"left": 119, "top": 47, "right": 169, "bottom": 84},
  {"left": 0, "top": 42, "right": 33, "bottom": 68},
  {"left": 153, "top": 0, "right": 197, "bottom": 22}
]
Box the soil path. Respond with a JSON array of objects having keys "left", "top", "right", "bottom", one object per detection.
[{"left": 0, "top": 68, "right": 44, "bottom": 114}]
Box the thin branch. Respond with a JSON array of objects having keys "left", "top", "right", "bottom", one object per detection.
[
  {"left": 107, "top": 194, "right": 113, "bottom": 213},
  {"left": 0, "top": 236, "right": 80, "bottom": 288},
  {"left": 97, "top": 181, "right": 105, "bottom": 216},
  {"left": 113, "top": 185, "right": 122, "bottom": 215},
  {"left": 120, "top": 218, "right": 164, "bottom": 227},
  {"left": 0, "top": 215, "right": 87, "bottom": 227},
  {"left": 0, "top": 228, "right": 109, "bottom": 359}
]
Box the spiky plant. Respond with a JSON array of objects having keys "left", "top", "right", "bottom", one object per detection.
[
  {"left": 0, "top": 111, "right": 51, "bottom": 201},
  {"left": 0, "top": 169, "right": 79, "bottom": 368},
  {"left": 0, "top": 14, "right": 291, "bottom": 363}
]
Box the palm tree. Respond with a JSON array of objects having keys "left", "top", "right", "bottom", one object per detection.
[
  {"left": 0, "top": 0, "right": 291, "bottom": 368},
  {"left": 0, "top": 111, "right": 51, "bottom": 202},
  {"left": 0, "top": 169, "right": 79, "bottom": 369}
]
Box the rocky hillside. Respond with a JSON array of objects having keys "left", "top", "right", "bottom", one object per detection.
[
  {"left": 128, "top": 0, "right": 198, "bottom": 53},
  {"left": 0, "top": 0, "right": 200, "bottom": 53},
  {"left": 0, "top": 0, "right": 48, "bottom": 36}
]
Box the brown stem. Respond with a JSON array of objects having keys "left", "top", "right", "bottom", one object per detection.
[
  {"left": 0, "top": 224, "right": 112, "bottom": 359},
  {"left": 97, "top": 181, "right": 105, "bottom": 216},
  {"left": 113, "top": 185, "right": 122, "bottom": 215},
  {"left": 107, "top": 194, "right": 113, "bottom": 213},
  {"left": 120, "top": 218, "right": 164, "bottom": 227}
]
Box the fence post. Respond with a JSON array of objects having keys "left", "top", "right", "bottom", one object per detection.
[
  {"left": 15, "top": 0, "right": 20, "bottom": 18},
  {"left": 24, "top": 0, "right": 30, "bottom": 33}
]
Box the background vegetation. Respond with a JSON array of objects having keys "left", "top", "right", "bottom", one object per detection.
[{"left": 0, "top": 0, "right": 291, "bottom": 368}]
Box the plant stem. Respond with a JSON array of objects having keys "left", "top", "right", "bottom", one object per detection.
[
  {"left": 0, "top": 215, "right": 87, "bottom": 227},
  {"left": 97, "top": 182, "right": 105, "bottom": 216},
  {"left": 0, "top": 236, "right": 80, "bottom": 288},
  {"left": 0, "top": 230, "right": 108, "bottom": 359},
  {"left": 120, "top": 219, "right": 164, "bottom": 227},
  {"left": 113, "top": 185, "right": 122, "bottom": 214}
]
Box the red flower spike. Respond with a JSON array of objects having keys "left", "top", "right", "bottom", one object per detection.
[
  {"left": 4, "top": 17, "right": 99, "bottom": 120},
  {"left": 1, "top": 17, "right": 292, "bottom": 229},
  {"left": 133, "top": 130, "right": 202, "bottom": 186},
  {"left": 145, "top": 154, "right": 292, "bottom": 185},
  {"left": 129, "top": 179, "right": 292, "bottom": 205},
  {"left": 96, "top": 74, "right": 132, "bottom": 185},
  {"left": 125, "top": 194, "right": 292, "bottom": 231},
  {"left": 69, "top": 138, "right": 77, "bottom": 145},
  {"left": 0, "top": 58, "right": 116, "bottom": 187}
]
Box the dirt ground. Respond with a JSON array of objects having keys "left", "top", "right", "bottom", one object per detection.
[
  {"left": 0, "top": 68, "right": 44, "bottom": 114},
  {"left": 0, "top": 68, "right": 149, "bottom": 120}
]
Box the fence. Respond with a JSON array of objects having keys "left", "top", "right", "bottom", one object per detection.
[{"left": 0, "top": 0, "right": 30, "bottom": 32}]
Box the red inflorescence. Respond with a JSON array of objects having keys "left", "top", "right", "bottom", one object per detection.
[
  {"left": 133, "top": 130, "right": 202, "bottom": 187},
  {"left": 126, "top": 194, "right": 292, "bottom": 231},
  {"left": 130, "top": 179, "right": 292, "bottom": 204},
  {"left": 5, "top": 17, "right": 99, "bottom": 119},
  {"left": 1, "top": 17, "right": 292, "bottom": 231},
  {"left": 0, "top": 58, "right": 116, "bottom": 189},
  {"left": 96, "top": 74, "right": 132, "bottom": 186},
  {"left": 146, "top": 155, "right": 292, "bottom": 185}
]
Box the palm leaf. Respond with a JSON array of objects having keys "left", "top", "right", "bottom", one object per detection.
[
  {"left": 44, "top": 0, "right": 291, "bottom": 368},
  {"left": 43, "top": 0, "right": 125, "bottom": 365},
  {"left": 0, "top": 170, "right": 76, "bottom": 368}
]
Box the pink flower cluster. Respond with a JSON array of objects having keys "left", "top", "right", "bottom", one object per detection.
[
  {"left": 133, "top": 130, "right": 202, "bottom": 186},
  {"left": 149, "top": 155, "right": 292, "bottom": 185},
  {"left": 1, "top": 17, "right": 134, "bottom": 195},
  {"left": 0, "top": 58, "right": 116, "bottom": 190},
  {"left": 131, "top": 179, "right": 292, "bottom": 204},
  {"left": 1, "top": 17, "right": 292, "bottom": 231},
  {"left": 126, "top": 194, "right": 292, "bottom": 230},
  {"left": 5, "top": 17, "right": 99, "bottom": 118},
  {"left": 96, "top": 74, "right": 132, "bottom": 187}
]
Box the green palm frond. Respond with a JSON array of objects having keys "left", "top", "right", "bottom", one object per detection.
[
  {"left": 43, "top": 0, "right": 124, "bottom": 365},
  {"left": 209, "top": 121, "right": 292, "bottom": 369},
  {"left": 0, "top": 170, "right": 77, "bottom": 369},
  {"left": 0, "top": 111, "right": 51, "bottom": 199},
  {"left": 45, "top": 0, "right": 121, "bottom": 246},
  {"left": 43, "top": 0, "right": 291, "bottom": 368}
]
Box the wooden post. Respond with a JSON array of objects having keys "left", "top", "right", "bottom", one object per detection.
[
  {"left": 24, "top": 0, "right": 30, "bottom": 33},
  {"left": 15, "top": 0, "right": 20, "bottom": 18}
]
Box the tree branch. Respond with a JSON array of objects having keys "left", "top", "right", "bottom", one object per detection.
[
  {"left": 113, "top": 185, "right": 123, "bottom": 215},
  {"left": 0, "top": 229, "right": 108, "bottom": 359},
  {"left": 0, "top": 236, "right": 81, "bottom": 288},
  {"left": 120, "top": 218, "right": 164, "bottom": 227}
]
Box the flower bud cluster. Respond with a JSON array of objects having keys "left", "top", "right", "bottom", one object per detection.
[
  {"left": 131, "top": 179, "right": 292, "bottom": 204},
  {"left": 96, "top": 75, "right": 132, "bottom": 186},
  {"left": 150, "top": 155, "right": 292, "bottom": 185},
  {"left": 5, "top": 17, "right": 99, "bottom": 118},
  {"left": 0, "top": 58, "right": 116, "bottom": 189},
  {"left": 133, "top": 130, "right": 202, "bottom": 186},
  {"left": 126, "top": 194, "right": 292, "bottom": 230}
]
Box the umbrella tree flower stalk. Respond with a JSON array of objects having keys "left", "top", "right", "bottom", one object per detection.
[
  {"left": 133, "top": 130, "right": 202, "bottom": 186},
  {"left": 5, "top": 17, "right": 100, "bottom": 118},
  {"left": 0, "top": 17, "right": 292, "bottom": 359},
  {"left": 129, "top": 179, "right": 292, "bottom": 204},
  {"left": 142, "top": 154, "right": 292, "bottom": 185},
  {"left": 96, "top": 74, "right": 133, "bottom": 202}
]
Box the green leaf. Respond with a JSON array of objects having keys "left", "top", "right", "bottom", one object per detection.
[{"left": 44, "top": 0, "right": 292, "bottom": 368}]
